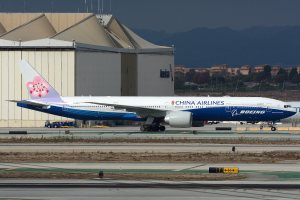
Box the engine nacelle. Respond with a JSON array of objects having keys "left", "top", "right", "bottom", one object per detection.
[{"left": 164, "top": 111, "right": 192, "bottom": 128}]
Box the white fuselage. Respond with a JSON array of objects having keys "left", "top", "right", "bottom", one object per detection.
[{"left": 19, "top": 96, "right": 296, "bottom": 123}]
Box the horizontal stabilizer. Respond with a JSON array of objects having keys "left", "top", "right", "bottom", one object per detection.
[{"left": 7, "top": 100, "right": 49, "bottom": 108}]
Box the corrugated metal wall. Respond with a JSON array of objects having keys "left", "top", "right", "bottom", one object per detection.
[
  {"left": 0, "top": 49, "right": 75, "bottom": 127},
  {"left": 75, "top": 51, "right": 121, "bottom": 96},
  {"left": 137, "top": 54, "right": 174, "bottom": 96}
]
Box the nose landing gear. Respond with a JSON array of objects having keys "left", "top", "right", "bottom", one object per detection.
[
  {"left": 268, "top": 121, "right": 277, "bottom": 131},
  {"left": 260, "top": 122, "right": 277, "bottom": 131},
  {"left": 271, "top": 126, "right": 277, "bottom": 131}
]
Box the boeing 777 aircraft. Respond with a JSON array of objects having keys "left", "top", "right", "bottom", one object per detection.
[{"left": 11, "top": 60, "right": 296, "bottom": 131}]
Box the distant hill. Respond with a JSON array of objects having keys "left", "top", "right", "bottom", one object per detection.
[{"left": 134, "top": 26, "right": 300, "bottom": 67}]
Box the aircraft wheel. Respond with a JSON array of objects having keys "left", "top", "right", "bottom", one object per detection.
[
  {"left": 159, "top": 126, "right": 166, "bottom": 132},
  {"left": 271, "top": 127, "right": 277, "bottom": 131},
  {"left": 151, "top": 125, "right": 160, "bottom": 132}
]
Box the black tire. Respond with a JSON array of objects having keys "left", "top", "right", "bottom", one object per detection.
[
  {"left": 151, "top": 125, "right": 160, "bottom": 132},
  {"left": 271, "top": 127, "right": 277, "bottom": 131},
  {"left": 159, "top": 126, "right": 165, "bottom": 132}
]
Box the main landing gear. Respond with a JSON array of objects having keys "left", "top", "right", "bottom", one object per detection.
[
  {"left": 260, "top": 122, "right": 277, "bottom": 131},
  {"left": 140, "top": 117, "right": 165, "bottom": 132},
  {"left": 140, "top": 124, "right": 165, "bottom": 132}
]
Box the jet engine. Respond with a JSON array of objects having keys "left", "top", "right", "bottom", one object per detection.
[{"left": 164, "top": 111, "right": 192, "bottom": 128}]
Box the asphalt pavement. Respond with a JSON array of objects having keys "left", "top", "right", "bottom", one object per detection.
[{"left": 1, "top": 179, "right": 300, "bottom": 200}]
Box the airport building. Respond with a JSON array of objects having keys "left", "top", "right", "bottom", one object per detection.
[{"left": 0, "top": 13, "right": 174, "bottom": 127}]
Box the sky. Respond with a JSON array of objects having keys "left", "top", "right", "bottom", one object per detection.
[{"left": 0, "top": 0, "right": 300, "bottom": 32}]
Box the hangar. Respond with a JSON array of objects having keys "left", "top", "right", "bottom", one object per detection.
[{"left": 0, "top": 13, "right": 174, "bottom": 127}]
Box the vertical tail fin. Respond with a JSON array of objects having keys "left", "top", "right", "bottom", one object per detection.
[{"left": 20, "top": 60, "right": 63, "bottom": 102}]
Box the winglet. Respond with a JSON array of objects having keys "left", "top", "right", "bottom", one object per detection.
[{"left": 20, "top": 60, "right": 63, "bottom": 103}]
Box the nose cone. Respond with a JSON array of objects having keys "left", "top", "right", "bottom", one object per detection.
[{"left": 284, "top": 108, "right": 297, "bottom": 118}]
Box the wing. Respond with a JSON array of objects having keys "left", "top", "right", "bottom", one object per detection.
[{"left": 85, "top": 101, "right": 167, "bottom": 117}]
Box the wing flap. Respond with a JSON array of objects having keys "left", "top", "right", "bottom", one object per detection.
[{"left": 85, "top": 101, "right": 166, "bottom": 117}]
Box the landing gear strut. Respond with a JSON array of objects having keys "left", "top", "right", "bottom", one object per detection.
[
  {"left": 268, "top": 121, "right": 277, "bottom": 131},
  {"left": 260, "top": 122, "right": 277, "bottom": 131},
  {"left": 140, "top": 124, "right": 165, "bottom": 132},
  {"left": 140, "top": 117, "right": 165, "bottom": 132}
]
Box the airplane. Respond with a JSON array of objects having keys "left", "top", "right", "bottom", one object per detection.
[{"left": 11, "top": 60, "right": 297, "bottom": 132}]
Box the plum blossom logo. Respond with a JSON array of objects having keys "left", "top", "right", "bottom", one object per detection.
[
  {"left": 26, "top": 76, "right": 49, "bottom": 98},
  {"left": 171, "top": 100, "right": 175, "bottom": 105}
]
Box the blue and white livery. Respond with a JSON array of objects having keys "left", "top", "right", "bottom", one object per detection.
[{"left": 13, "top": 60, "right": 296, "bottom": 131}]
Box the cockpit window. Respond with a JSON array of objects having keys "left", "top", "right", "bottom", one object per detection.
[{"left": 284, "top": 105, "right": 291, "bottom": 108}]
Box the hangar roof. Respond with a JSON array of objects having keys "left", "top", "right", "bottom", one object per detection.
[
  {"left": 1, "top": 14, "right": 56, "bottom": 41},
  {"left": 0, "top": 13, "right": 172, "bottom": 53}
]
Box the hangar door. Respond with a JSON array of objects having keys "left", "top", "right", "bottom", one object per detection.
[{"left": 121, "top": 53, "right": 137, "bottom": 96}]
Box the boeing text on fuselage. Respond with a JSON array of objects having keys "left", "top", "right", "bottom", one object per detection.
[{"left": 230, "top": 109, "right": 266, "bottom": 117}]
